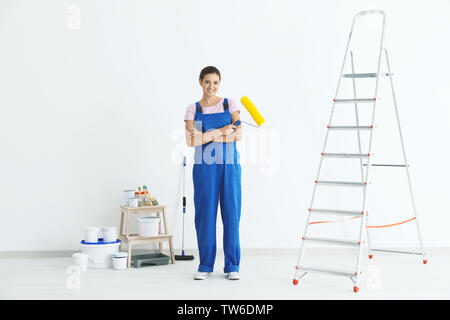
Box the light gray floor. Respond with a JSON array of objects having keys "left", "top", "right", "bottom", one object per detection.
[{"left": 1, "top": 248, "right": 448, "bottom": 300}]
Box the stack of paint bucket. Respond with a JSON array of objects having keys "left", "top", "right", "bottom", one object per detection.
[{"left": 73, "top": 226, "right": 127, "bottom": 270}]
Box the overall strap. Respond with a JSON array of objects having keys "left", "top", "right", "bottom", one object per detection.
[
  {"left": 194, "top": 102, "right": 204, "bottom": 132},
  {"left": 195, "top": 102, "right": 202, "bottom": 113},
  {"left": 223, "top": 98, "right": 229, "bottom": 111}
]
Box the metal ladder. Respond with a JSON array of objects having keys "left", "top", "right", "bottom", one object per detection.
[{"left": 292, "top": 10, "right": 427, "bottom": 293}]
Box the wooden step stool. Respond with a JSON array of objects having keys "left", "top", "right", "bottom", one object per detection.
[{"left": 119, "top": 204, "right": 175, "bottom": 268}]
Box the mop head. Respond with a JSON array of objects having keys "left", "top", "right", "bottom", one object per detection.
[
  {"left": 240, "top": 96, "right": 265, "bottom": 126},
  {"left": 175, "top": 254, "right": 194, "bottom": 261}
]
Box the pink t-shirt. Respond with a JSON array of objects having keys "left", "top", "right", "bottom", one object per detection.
[{"left": 184, "top": 98, "right": 240, "bottom": 121}]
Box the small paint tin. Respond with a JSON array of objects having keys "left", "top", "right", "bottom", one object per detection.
[
  {"left": 123, "top": 190, "right": 136, "bottom": 206},
  {"left": 129, "top": 197, "right": 139, "bottom": 208}
]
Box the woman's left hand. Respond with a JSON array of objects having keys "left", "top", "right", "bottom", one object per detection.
[{"left": 219, "top": 124, "right": 237, "bottom": 136}]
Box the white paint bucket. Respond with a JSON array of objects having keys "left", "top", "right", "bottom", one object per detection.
[
  {"left": 123, "top": 190, "right": 136, "bottom": 206},
  {"left": 129, "top": 197, "right": 139, "bottom": 208},
  {"left": 137, "top": 216, "right": 160, "bottom": 237},
  {"left": 84, "top": 226, "right": 100, "bottom": 243},
  {"left": 80, "top": 239, "right": 120, "bottom": 268},
  {"left": 72, "top": 252, "right": 88, "bottom": 271},
  {"left": 112, "top": 252, "right": 128, "bottom": 270},
  {"left": 102, "top": 226, "right": 117, "bottom": 243}
]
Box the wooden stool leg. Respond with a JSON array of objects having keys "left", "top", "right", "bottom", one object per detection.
[
  {"left": 169, "top": 238, "right": 175, "bottom": 264},
  {"left": 162, "top": 209, "right": 169, "bottom": 234},
  {"left": 157, "top": 211, "right": 163, "bottom": 253},
  {"left": 125, "top": 212, "right": 130, "bottom": 239},
  {"left": 127, "top": 244, "right": 132, "bottom": 268},
  {"left": 119, "top": 210, "right": 124, "bottom": 236}
]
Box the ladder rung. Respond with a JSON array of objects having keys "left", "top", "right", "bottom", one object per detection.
[
  {"left": 297, "top": 266, "right": 355, "bottom": 278},
  {"left": 343, "top": 72, "right": 392, "bottom": 78},
  {"left": 315, "top": 180, "right": 366, "bottom": 187},
  {"left": 362, "top": 163, "right": 408, "bottom": 167},
  {"left": 371, "top": 248, "right": 423, "bottom": 256},
  {"left": 303, "top": 236, "right": 361, "bottom": 247},
  {"left": 308, "top": 208, "right": 363, "bottom": 217},
  {"left": 327, "top": 125, "right": 373, "bottom": 131},
  {"left": 322, "top": 153, "right": 370, "bottom": 159},
  {"left": 333, "top": 98, "right": 376, "bottom": 103}
]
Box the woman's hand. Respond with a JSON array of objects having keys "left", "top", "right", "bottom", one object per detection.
[
  {"left": 185, "top": 111, "right": 241, "bottom": 147},
  {"left": 219, "top": 124, "right": 237, "bottom": 136},
  {"left": 185, "top": 120, "right": 229, "bottom": 146}
]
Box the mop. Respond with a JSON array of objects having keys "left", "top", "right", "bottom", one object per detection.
[{"left": 175, "top": 156, "right": 194, "bottom": 261}]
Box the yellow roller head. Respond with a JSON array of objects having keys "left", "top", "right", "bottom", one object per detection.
[{"left": 240, "top": 96, "right": 265, "bottom": 126}]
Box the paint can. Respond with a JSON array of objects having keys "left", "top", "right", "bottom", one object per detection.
[
  {"left": 72, "top": 252, "right": 88, "bottom": 271},
  {"left": 112, "top": 252, "right": 128, "bottom": 270},
  {"left": 102, "top": 226, "right": 117, "bottom": 243},
  {"left": 80, "top": 239, "right": 121, "bottom": 268},
  {"left": 84, "top": 226, "right": 100, "bottom": 243},
  {"left": 123, "top": 190, "right": 136, "bottom": 206},
  {"left": 129, "top": 197, "right": 139, "bottom": 208},
  {"left": 137, "top": 216, "right": 160, "bottom": 237}
]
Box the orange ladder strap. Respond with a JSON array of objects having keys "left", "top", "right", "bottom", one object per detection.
[
  {"left": 366, "top": 217, "right": 416, "bottom": 228},
  {"left": 309, "top": 217, "right": 416, "bottom": 228}
]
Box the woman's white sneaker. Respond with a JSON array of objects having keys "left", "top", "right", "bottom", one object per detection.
[
  {"left": 194, "top": 272, "right": 210, "bottom": 280},
  {"left": 227, "top": 272, "right": 240, "bottom": 280}
]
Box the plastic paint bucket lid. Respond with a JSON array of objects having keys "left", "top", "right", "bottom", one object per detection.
[
  {"left": 113, "top": 252, "right": 128, "bottom": 259},
  {"left": 137, "top": 216, "right": 160, "bottom": 223},
  {"left": 84, "top": 226, "right": 100, "bottom": 232},
  {"left": 80, "top": 238, "right": 121, "bottom": 245}
]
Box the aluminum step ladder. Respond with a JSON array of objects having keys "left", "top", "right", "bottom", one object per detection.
[{"left": 293, "top": 10, "right": 427, "bottom": 293}]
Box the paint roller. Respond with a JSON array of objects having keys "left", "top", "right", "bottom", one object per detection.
[{"left": 232, "top": 96, "right": 265, "bottom": 128}]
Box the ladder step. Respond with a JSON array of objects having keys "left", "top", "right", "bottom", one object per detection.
[
  {"left": 303, "top": 236, "right": 361, "bottom": 247},
  {"left": 315, "top": 180, "right": 366, "bottom": 187},
  {"left": 322, "top": 153, "right": 370, "bottom": 159},
  {"left": 297, "top": 266, "right": 355, "bottom": 278},
  {"left": 362, "top": 163, "right": 408, "bottom": 167},
  {"left": 333, "top": 98, "right": 376, "bottom": 103},
  {"left": 308, "top": 208, "right": 363, "bottom": 217},
  {"left": 343, "top": 72, "right": 392, "bottom": 78},
  {"left": 327, "top": 125, "right": 373, "bottom": 131},
  {"left": 371, "top": 248, "right": 423, "bottom": 256}
]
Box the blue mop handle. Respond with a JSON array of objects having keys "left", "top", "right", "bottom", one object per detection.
[
  {"left": 182, "top": 156, "right": 186, "bottom": 256},
  {"left": 183, "top": 156, "right": 186, "bottom": 213}
]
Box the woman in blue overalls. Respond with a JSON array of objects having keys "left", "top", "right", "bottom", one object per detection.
[{"left": 184, "top": 66, "right": 242, "bottom": 280}]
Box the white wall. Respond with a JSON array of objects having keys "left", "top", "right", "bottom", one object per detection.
[{"left": 1, "top": 0, "right": 449, "bottom": 251}]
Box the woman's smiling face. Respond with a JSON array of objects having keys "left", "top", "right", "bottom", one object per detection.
[{"left": 200, "top": 73, "right": 220, "bottom": 97}]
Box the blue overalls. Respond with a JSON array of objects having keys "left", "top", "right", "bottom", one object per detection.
[{"left": 193, "top": 98, "right": 242, "bottom": 273}]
